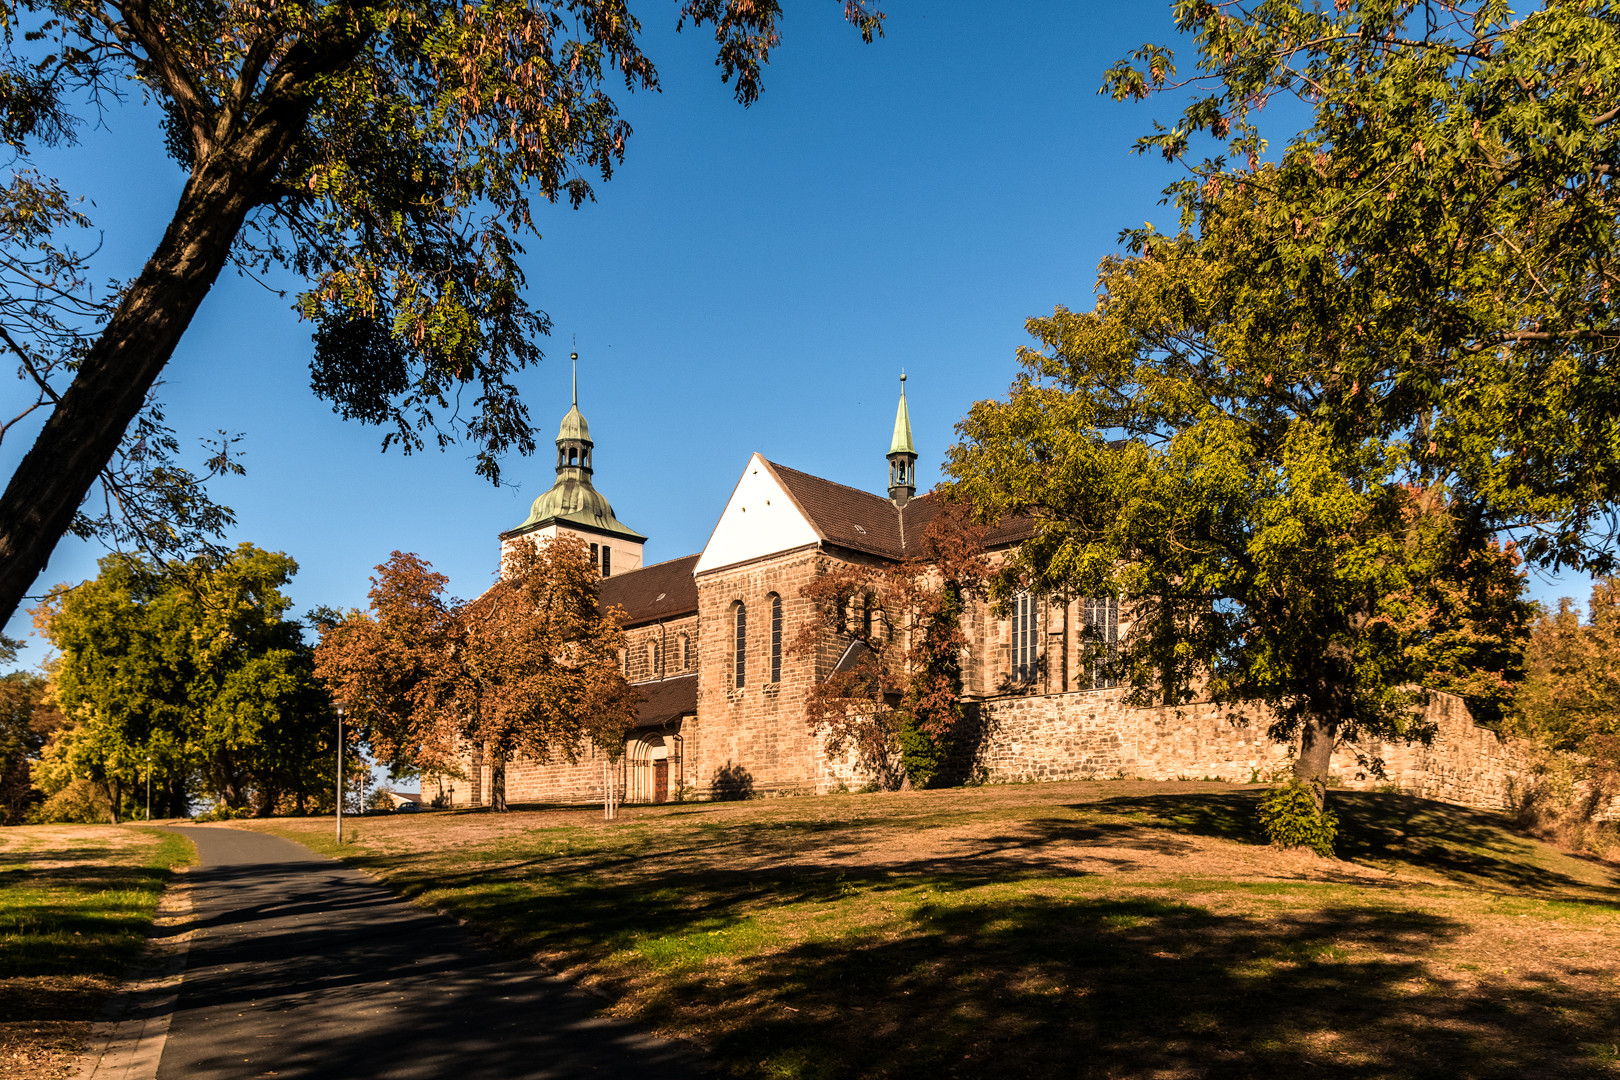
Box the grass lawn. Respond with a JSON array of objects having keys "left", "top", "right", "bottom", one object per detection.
[
  {"left": 0, "top": 825, "right": 194, "bottom": 1080},
  {"left": 244, "top": 782, "right": 1620, "bottom": 1079}
]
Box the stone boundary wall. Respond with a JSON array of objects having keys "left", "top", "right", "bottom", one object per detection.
[{"left": 961, "top": 688, "right": 1536, "bottom": 812}]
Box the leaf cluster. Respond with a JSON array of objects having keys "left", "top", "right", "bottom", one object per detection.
[
  {"left": 1104, "top": 0, "right": 1620, "bottom": 569},
  {"left": 793, "top": 504, "right": 988, "bottom": 789},
  {"left": 30, "top": 542, "right": 331, "bottom": 815},
  {"left": 947, "top": 228, "right": 1533, "bottom": 754},
  {"left": 314, "top": 534, "right": 635, "bottom": 783}
]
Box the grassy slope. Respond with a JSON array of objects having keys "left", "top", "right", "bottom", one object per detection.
[
  {"left": 0, "top": 825, "right": 194, "bottom": 1080},
  {"left": 247, "top": 782, "right": 1620, "bottom": 1080}
]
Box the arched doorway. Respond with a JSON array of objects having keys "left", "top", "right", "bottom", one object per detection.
[{"left": 627, "top": 735, "right": 672, "bottom": 803}]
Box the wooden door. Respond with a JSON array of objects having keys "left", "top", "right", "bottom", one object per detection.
[{"left": 653, "top": 759, "right": 669, "bottom": 804}]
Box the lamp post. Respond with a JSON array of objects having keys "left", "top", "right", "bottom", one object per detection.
[{"left": 334, "top": 701, "right": 346, "bottom": 843}]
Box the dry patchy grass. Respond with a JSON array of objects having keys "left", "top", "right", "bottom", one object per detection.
[
  {"left": 240, "top": 782, "right": 1620, "bottom": 1079},
  {"left": 0, "top": 825, "right": 193, "bottom": 1080}
]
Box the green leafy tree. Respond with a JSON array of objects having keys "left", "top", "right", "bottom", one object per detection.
[
  {"left": 0, "top": 0, "right": 884, "bottom": 628},
  {"left": 34, "top": 544, "right": 331, "bottom": 817},
  {"left": 1103, "top": 0, "right": 1620, "bottom": 571},
  {"left": 1513, "top": 578, "right": 1620, "bottom": 793},
  {"left": 0, "top": 669, "right": 63, "bottom": 823},
  {"left": 947, "top": 235, "right": 1533, "bottom": 845}
]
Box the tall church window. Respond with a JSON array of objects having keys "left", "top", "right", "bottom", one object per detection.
[
  {"left": 732, "top": 602, "right": 747, "bottom": 688},
  {"left": 861, "top": 594, "right": 875, "bottom": 639},
  {"left": 590, "top": 542, "right": 599, "bottom": 566},
  {"left": 647, "top": 640, "right": 661, "bottom": 679},
  {"left": 602, "top": 546, "right": 611, "bottom": 577},
  {"left": 1083, "top": 597, "right": 1120, "bottom": 689},
  {"left": 678, "top": 633, "right": 691, "bottom": 671},
  {"left": 769, "top": 594, "right": 783, "bottom": 683},
  {"left": 1010, "top": 591, "right": 1038, "bottom": 683}
]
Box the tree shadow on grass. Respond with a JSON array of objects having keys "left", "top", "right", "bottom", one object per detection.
[
  {"left": 1090, "top": 791, "right": 1620, "bottom": 902},
  {"left": 362, "top": 850, "right": 1620, "bottom": 1080}
]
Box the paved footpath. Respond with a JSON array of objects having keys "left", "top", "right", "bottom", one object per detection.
[{"left": 155, "top": 827, "right": 708, "bottom": 1080}]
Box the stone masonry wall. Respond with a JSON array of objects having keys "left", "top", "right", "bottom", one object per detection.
[
  {"left": 693, "top": 548, "right": 830, "bottom": 799},
  {"left": 961, "top": 687, "right": 1535, "bottom": 811}
]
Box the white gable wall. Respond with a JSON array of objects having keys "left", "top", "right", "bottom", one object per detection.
[{"left": 695, "top": 453, "right": 821, "bottom": 574}]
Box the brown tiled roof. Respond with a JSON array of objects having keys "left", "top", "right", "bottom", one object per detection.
[
  {"left": 763, "top": 463, "right": 1036, "bottom": 559},
  {"left": 630, "top": 673, "right": 697, "bottom": 729},
  {"left": 768, "top": 460, "right": 906, "bottom": 558},
  {"left": 599, "top": 554, "right": 699, "bottom": 627}
]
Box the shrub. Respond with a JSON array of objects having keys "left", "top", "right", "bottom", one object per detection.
[
  {"left": 27, "top": 777, "right": 110, "bottom": 824},
  {"left": 1259, "top": 778, "right": 1339, "bottom": 856}
]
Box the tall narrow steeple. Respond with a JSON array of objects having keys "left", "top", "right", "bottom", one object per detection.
[{"left": 888, "top": 371, "right": 917, "bottom": 508}]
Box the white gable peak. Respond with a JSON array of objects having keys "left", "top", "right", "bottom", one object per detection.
[{"left": 695, "top": 453, "right": 821, "bottom": 574}]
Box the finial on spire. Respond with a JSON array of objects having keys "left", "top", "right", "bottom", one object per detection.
[{"left": 571, "top": 350, "right": 578, "bottom": 407}]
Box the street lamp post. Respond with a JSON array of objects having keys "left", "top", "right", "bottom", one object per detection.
[{"left": 334, "top": 701, "right": 346, "bottom": 844}]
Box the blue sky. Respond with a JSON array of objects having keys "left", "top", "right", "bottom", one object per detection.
[{"left": 2, "top": 0, "right": 1593, "bottom": 667}]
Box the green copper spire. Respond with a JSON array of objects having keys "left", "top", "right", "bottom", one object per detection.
[
  {"left": 887, "top": 371, "right": 918, "bottom": 507},
  {"left": 889, "top": 370, "right": 916, "bottom": 455},
  {"left": 506, "top": 350, "right": 646, "bottom": 545}
]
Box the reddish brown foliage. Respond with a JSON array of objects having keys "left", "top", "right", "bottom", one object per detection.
[
  {"left": 794, "top": 503, "right": 988, "bottom": 789},
  {"left": 314, "top": 536, "right": 634, "bottom": 810}
]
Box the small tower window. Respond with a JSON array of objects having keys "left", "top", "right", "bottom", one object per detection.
[
  {"left": 732, "top": 602, "right": 747, "bottom": 688},
  {"left": 569, "top": 447, "right": 578, "bottom": 465},
  {"left": 590, "top": 543, "right": 599, "bottom": 566},
  {"left": 769, "top": 594, "right": 783, "bottom": 683},
  {"left": 602, "top": 546, "right": 611, "bottom": 577}
]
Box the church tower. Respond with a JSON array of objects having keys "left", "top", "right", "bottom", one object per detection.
[
  {"left": 887, "top": 372, "right": 917, "bottom": 508},
  {"left": 500, "top": 353, "right": 647, "bottom": 576}
]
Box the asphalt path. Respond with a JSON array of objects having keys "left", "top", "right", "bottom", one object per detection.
[{"left": 157, "top": 826, "right": 708, "bottom": 1079}]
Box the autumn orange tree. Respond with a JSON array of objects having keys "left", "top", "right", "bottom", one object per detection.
[
  {"left": 795, "top": 506, "right": 987, "bottom": 790},
  {"left": 316, "top": 535, "right": 635, "bottom": 811},
  {"left": 1513, "top": 579, "right": 1620, "bottom": 804},
  {"left": 0, "top": 0, "right": 885, "bottom": 628}
]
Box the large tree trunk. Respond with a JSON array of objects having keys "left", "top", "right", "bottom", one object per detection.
[
  {"left": 0, "top": 57, "right": 344, "bottom": 627},
  {"left": 1293, "top": 712, "right": 1340, "bottom": 811},
  {"left": 489, "top": 755, "right": 507, "bottom": 812}
]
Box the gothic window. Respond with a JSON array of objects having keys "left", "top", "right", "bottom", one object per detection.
[
  {"left": 769, "top": 594, "right": 783, "bottom": 683},
  {"left": 1083, "top": 597, "right": 1120, "bottom": 689},
  {"left": 678, "top": 633, "right": 691, "bottom": 671},
  {"left": 602, "top": 546, "right": 611, "bottom": 577},
  {"left": 732, "top": 602, "right": 747, "bottom": 688},
  {"left": 1010, "top": 591, "right": 1038, "bottom": 683}
]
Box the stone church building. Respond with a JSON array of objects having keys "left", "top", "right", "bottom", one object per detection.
[{"left": 424, "top": 378, "right": 1529, "bottom": 812}]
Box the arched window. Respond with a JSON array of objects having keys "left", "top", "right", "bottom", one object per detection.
[
  {"left": 732, "top": 602, "right": 747, "bottom": 688},
  {"left": 861, "top": 593, "right": 875, "bottom": 639},
  {"left": 678, "top": 633, "right": 691, "bottom": 671},
  {"left": 1083, "top": 597, "right": 1120, "bottom": 690},
  {"left": 647, "top": 640, "right": 661, "bottom": 678},
  {"left": 1011, "top": 591, "right": 1038, "bottom": 683},
  {"left": 769, "top": 593, "right": 783, "bottom": 683}
]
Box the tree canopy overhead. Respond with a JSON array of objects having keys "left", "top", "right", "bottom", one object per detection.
[
  {"left": 1104, "top": 0, "right": 1620, "bottom": 569},
  {"left": 0, "top": 0, "right": 884, "bottom": 628}
]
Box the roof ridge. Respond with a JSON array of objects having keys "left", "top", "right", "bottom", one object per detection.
[
  {"left": 765, "top": 459, "right": 900, "bottom": 510},
  {"left": 613, "top": 552, "right": 701, "bottom": 574}
]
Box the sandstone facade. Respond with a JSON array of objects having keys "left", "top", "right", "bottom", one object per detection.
[{"left": 424, "top": 390, "right": 1541, "bottom": 818}]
